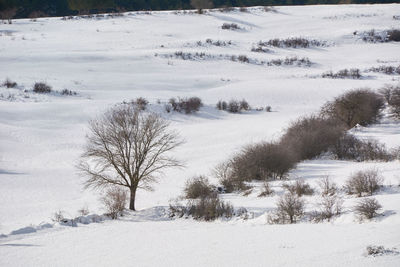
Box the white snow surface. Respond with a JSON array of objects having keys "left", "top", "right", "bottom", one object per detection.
[{"left": 1, "top": 4, "right": 400, "bottom": 266}]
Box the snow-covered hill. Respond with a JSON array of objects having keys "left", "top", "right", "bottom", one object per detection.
[{"left": 1, "top": 4, "right": 400, "bottom": 266}]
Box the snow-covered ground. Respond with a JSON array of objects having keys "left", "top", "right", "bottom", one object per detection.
[{"left": 1, "top": 4, "right": 400, "bottom": 266}]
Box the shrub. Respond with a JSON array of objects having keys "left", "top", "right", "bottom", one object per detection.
[
  {"left": 321, "top": 88, "right": 384, "bottom": 128},
  {"left": 312, "top": 195, "right": 343, "bottom": 222},
  {"left": 251, "top": 46, "right": 271, "bottom": 53},
  {"left": 283, "top": 179, "right": 314, "bottom": 196},
  {"left": 33, "top": 82, "right": 52, "bottom": 93},
  {"left": 269, "top": 192, "right": 305, "bottom": 224},
  {"left": 239, "top": 99, "right": 250, "bottom": 110},
  {"left": 216, "top": 100, "right": 228, "bottom": 110},
  {"left": 77, "top": 206, "right": 90, "bottom": 216},
  {"left": 359, "top": 29, "right": 400, "bottom": 43},
  {"left": 60, "top": 89, "right": 77, "bottom": 96},
  {"left": 366, "top": 245, "right": 397, "bottom": 256},
  {"left": 280, "top": 116, "right": 345, "bottom": 160},
  {"left": 133, "top": 97, "right": 148, "bottom": 110},
  {"left": 52, "top": 210, "right": 65, "bottom": 223},
  {"left": 237, "top": 55, "right": 249, "bottom": 63},
  {"left": 332, "top": 134, "right": 393, "bottom": 162},
  {"left": 387, "top": 29, "right": 400, "bottom": 42},
  {"left": 322, "top": 69, "right": 361, "bottom": 79},
  {"left": 369, "top": 65, "right": 400, "bottom": 75},
  {"left": 258, "top": 181, "right": 274, "bottom": 197},
  {"left": 354, "top": 198, "right": 382, "bottom": 219},
  {"left": 381, "top": 85, "right": 400, "bottom": 118},
  {"left": 101, "top": 188, "right": 127, "bottom": 219},
  {"left": 214, "top": 161, "right": 250, "bottom": 193},
  {"left": 231, "top": 142, "right": 297, "bottom": 182},
  {"left": 2, "top": 78, "right": 17, "bottom": 88},
  {"left": 221, "top": 23, "right": 240, "bottom": 30},
  {"left": 318, "top": 176, "right": 338, "bottom": 196},
  {"left": 184, "top": 176, "right": 215, "bottom": 199},
  {"left": 169, "top": 194, "right": 234, "bottom": 221},
  {"left": 267, "top": 57, "right": 312, "bottom": 67},
  {"left": 345, "top": 169, "right": 383, "bottom": 197},
  {"left": 227, "top": 100, "right": 240, "bottom": 113},
  {"left": 169, "top": 97, "right": 202, "bottom": 114},
  {"left": 263, "top": 38, "right": 325, "bottom": 48}
]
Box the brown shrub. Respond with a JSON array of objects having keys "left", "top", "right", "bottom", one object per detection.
[
  {"left": 231, "top": 142, "right": 297, "bottom": 182},
  {"left": 184, "top": 176, "right": 215, "bottom": 199},
  {"left": 321, "top": 88, "right": 384, "bottom": 128},
  {"left": 101, "top": 188, "right": 128, "bottom": 219},
  {"left": 345, "top": 169, "right": 383, "bottom": 197},
  {"left": 354, "top": 198, "right": 382, "bottom": 219},
  {"left": 283, "top": 179, "right": 314, "bottom": 196},
  {"left": 332, "top": 134, "right": 393, "bottom": 162},
  {"left": 33, "top": 82, "right": 52, "bottom": 93},
  {"left": 269, "top": 192, "right": 305, "bottom": 224},
  {"left": 280, "top": 116, "right": 345, "bottom": 160}
]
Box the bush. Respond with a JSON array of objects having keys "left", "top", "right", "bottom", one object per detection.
[
  {"left": 101, "top": 188, "right": 128, "bottom": 219},
  {"left": 267, "top": 56, "right": 312, "bottom": 67},
  {"left": 216, "top": 100, "right": 228, "bottom": 110},
  {"left": 133, "top": 97, "right": 148, "bottom": 110},
  {"left": 269, "top": 192, "right": 305, "bottom": 224},
  {"left": 345, "top": 169, "right": 383, "bottom": 197},
  {"left": 2, "top": 78, "right": 17, "bottom": 88},
  {"left": 258, "top": 181, "right": 274, "bottom": 197},
  {"left": 33, "top": 82, "right": 52, "bottom": 93},
  {"left": 280, "top": 116, "right": 345, "bottom": 160},
  {"left": 231, "top": 142, "right": 297, "bottom": 182},
  {"left": 169, "top": 194, "right": 234, "bottom": 221},
  {"left": 387, "top": 29, "right": 400, "bottom": 42},
  {"left": 168, "top": 97, "right": 202, "bottom": 114},
  {"left": 283, "top": 179, "right": 314, "bottom": 196},
  {"left": 354, "top": 198, "right": 382, "bottom": 219},
  {"left": 332, "top": 134, "right": 393, "bottom": 162},
  {"left": 237, "top": 55, "right": 249, "bottom": 63},
  {"left": 214, "top": 161, "right": 250, "bottom": 193},
  {"left": 369, "top": 65, "right": 400, "bottom": 75},
  {"left": 322, "top": 69, "right": 361, "bottom": 79},
  {"left": 221, "top": 23, "right": 240, "bottom": 30},
  {"left": 239, "top": 99, "right": 250, "bottom": 110},
  {"left": 60, "top": 89, "right": 77, "bottom": 96},
  {"left": 184, "top": 176, "right": 215, "bottom": 199},
  {"left": 263, "top": 38, "right": 325, "bottom": 48},
  {"left": 312, "top": 194, "right": 343, "bottom": 222},
  {"left": 227, "top": 100, "right": 240, "bottom": 113},
  {"left": 381, "top": 85, "right": 400, "bottom": 118},
  {"left": 321, "top": 88, "right": 384, "bottom": 128},
  {"left": 318, "top": 176, "right": 338, "bottom": 196}
]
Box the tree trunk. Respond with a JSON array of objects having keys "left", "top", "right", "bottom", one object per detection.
[{"left": 129, "top": 187, "right": 137, "bottom": 211}]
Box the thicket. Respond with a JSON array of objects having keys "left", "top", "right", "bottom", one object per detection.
[{"left": 217, "top": 87, "right": 393, "bottom": 193}]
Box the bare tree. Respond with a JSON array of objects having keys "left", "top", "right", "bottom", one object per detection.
[
  {"left": 0, "top": 7, "right": 17, "bottom": 24},
  {"left": 78, "top": 104, "right": 183, "bottom": 210}
]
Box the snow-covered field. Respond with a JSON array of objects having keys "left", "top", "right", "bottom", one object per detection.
[{"left": 1, "top": 4, "right": 400, "bottom": 266}]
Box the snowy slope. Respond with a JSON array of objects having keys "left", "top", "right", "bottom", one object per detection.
[{"left": 1, "top": 4, "right": 400, "bottom": 266}]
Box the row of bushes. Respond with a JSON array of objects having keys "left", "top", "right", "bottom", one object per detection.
[
  {"left": 180, "top": 168, "right": 384, "bottom": 222},
  {"left": 321, "top": 68, "right": 362, "bottom": 79},
  {"left": 259, "top": 38, "right": 326, "bottom": 48},
  {"left": 166, "top": 97, "right": 203, "bottom": 114},
  {"left": 1, "top": 79, "right": 78, "bottom": 96},
  {"left": 215, "top": 88, "right": 392, "bottom": 193},
  {"left": 357, "top": 29, "right": 400, "bottom": 43}
]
